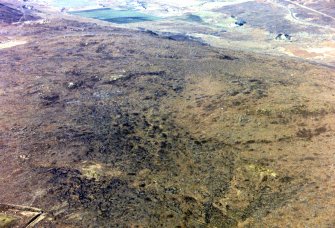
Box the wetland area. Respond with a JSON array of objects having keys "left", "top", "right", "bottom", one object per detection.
[{"left": 0, "top": 0, "right": 334, "bottom": 227}]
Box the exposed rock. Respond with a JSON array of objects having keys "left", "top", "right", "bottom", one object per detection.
[
  {"left": 235, "top": 18, "right": 247, "bottom": 26},
  {"left": 275, "top": 33, "right": 292, "bottom": 41},
  {"left": 67, "top": 81, "right": 83, "bottom": 89},
  {"left": 40, "top": 93, "right": 60, "bottom": 105},
  {"left": 218, "top": 55, "right": 238, "bottom": 60}
]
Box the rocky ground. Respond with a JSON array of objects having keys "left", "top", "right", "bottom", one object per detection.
[{"left": 0, "top": 2, "right": 335, "bottom": 227}]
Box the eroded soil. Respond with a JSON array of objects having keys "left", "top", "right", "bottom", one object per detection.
[{"left": 0, "top": 9, "right": 335, "bottom": 227}]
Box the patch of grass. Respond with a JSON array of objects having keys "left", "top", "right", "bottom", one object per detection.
[{"left": 0, "top": 214, "right": 18, "bottom": 227}]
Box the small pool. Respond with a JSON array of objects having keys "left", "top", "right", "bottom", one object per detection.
[{"left": 70, "top": 8, "right": 160, "bottom": 24}]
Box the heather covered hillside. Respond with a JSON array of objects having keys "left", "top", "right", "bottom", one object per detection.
[{"left": 0, "top": 1, "right": 334, "bottom": 227}]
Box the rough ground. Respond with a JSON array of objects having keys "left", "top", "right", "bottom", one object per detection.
[{"left": 0, "top": 3, "right": 335, "bottom": 227}]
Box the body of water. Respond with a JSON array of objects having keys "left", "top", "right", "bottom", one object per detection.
[{"left": 70, "top": 8, "right": 159, "bottom": 24}]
